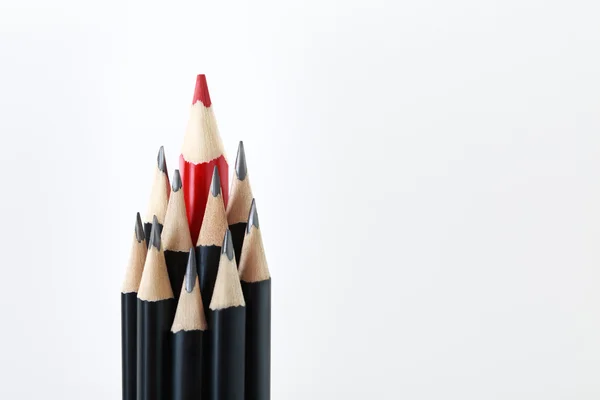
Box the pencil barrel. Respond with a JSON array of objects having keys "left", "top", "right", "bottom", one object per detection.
[
  {"left": 241, "top": 279, "right": 271, "bottom": 400},
  {"left": 228, "top": 222, "right": 247, "bottom": 268},
  {"left": 180, "top": 155, "right": 229, "bottom": 244},
  {"left": 196, "top": 245, "right": 221, "bottom": 322},
  {"left": 121, "top": 293, "right": 138, "bottom": 400},
  {"left": 172, "top": 331, "right": 204, "bottom": 400},
  {"left": 210, "top": 306, "right": 246, "bottom": 400},
  {"left": 137, "top": 298, "right": 176, "bottom": 400},
  {"left": 164, "top": 250, "right": 189, "bottom": 304}
]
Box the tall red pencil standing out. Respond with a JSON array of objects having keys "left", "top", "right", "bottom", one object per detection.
[{"left": 180, "top": 75, "right": 229, "bottom": 244}]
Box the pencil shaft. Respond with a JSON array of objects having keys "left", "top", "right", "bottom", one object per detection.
[
  {"left": 137, "top": 299, "right": 175, "bottom": 400},
  {"left": 210, "top": 306, "right": 246, "bottom": 400},
  {"left": 228, "top": 222, "right": 247, "bottom": 268},
  {"left": 121, "top": 293, "right": 137, "bottom": 400},
  {"left": 165, "top": 250, "right": 189, "bottom": 304},
  {"left": 241, "top": 280, "right": 271, "bottom": 400},
  {"left": 180, "top": 155, "right": 229, "bottom": 244},
  {"left": 196, "top": 245, "right": 221, "bottom": 323},
  {"left": 172, "top": 331, "right": 204, "bottom": 400}
]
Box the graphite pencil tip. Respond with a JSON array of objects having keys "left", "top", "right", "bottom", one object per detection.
[
  {"left": 135, "top": 212, "right": 144, "bottom": 242},
  {"left": 235, "top": 141, "right": 247, "bottom": 181},
  {"left": 247, "top": 198, "right": 259, "bottom": 233},
  {"left": 172, "top": 169, "right": 182, "bottom": 192},
  {"left": 149, "top": 215, "right": 161, "bottom": 251},
  {"left": 211, "top": 165, "right": 221, "bottom": 197},
  {"left": 185, "top": 248, "right": 197, "bottom": 293},
  {"left": 157, "top": 146, "right": 167, "bottom": 173},
  {"left": 222, "top": 229, "right": 234, "bottom": 260},
  {"left": 192, "top": 74, "right": 212, "bottom": 107}
]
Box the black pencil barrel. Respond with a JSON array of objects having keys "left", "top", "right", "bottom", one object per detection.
[
  {"left": 137, "top": 299, "right": 175, "bottom": 400},
  {"left": 228, "top": 222, "right": 247, "bottom": 268},
  {"left": 164, "top": 250, "right": 189, "bottom": 304},
  {"left": 172, "top": 331, "right": 204, "bottom": 400},
  {"left": 196, "top": 245, "right": 221, "bottom": 321},
  {"left": 241, "top": 279, "right": 271, "bottom": 400},
  {"left": 121, "top": 293, "right": 137, "bottom": 400},
  {"left": 210, "top": 306, "right": 246, "bottom": 400}
]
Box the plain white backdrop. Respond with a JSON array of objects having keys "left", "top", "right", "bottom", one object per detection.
[{"left": 1, "top": 0, "right": 600, "bottom": 398}]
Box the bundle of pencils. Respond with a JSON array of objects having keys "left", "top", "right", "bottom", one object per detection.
[{"left": 121, "top": 74, "right": 271, "bottom": 400}]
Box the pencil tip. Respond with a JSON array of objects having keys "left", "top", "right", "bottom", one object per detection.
[
  {"left": 149, "top": 215, "right": 161, "bottom": 250},
  {"left": 210, "top": 165, "right": 221, "bottom": 197},
  {"left": 192, "top": 74, "right": 212, "bottom": 107},
  {"left": 185, "top": 249, "right": 197, "bottom": 293},
  {"left": 135, "top": 212, "right": 144, "bottom": 242},
  {"left": 157, "top": 146, "right": 167, "bottom": 173},
  {"left": 247, "top": 198, "right": 259, "bottom": 233},
  {"left": 222, "top": 229, "right": 234, "bottom": 260},
  {"left": 172, "top": 169, "right": 182, "bottom": 192},
  {"left": 235, "top": 141, "right": 247, "bottom": 180}
]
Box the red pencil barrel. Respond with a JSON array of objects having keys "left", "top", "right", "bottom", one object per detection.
[{"left": 180, "top": 154, "right": 229, "bottom": 244}]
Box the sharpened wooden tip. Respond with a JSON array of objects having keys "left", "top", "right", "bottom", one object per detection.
[
  {"left": 226, "top": 145, "right": 253, "bottom": 225},
  {"left": 162, "top": 186, "right": 193, "bottom": 252},
  {"left": 122, "top": 213, "right": 148, "bottom": 293},
  {"left": 209, "top": 244, "right": 245, "bottom": 310},
  {"left": 171, "top": 275, "right": 207, "bottom": 332},
  {"left": 239, "top": 206, "right": 270, "bottom": 283},
  {"left": 138, "top": 228, "right": 174, "bottom": 301},
  {"left": 145, "top": 147, "right": 170, "bottom": 223},
  {"left": 181, "top": 79, "right": 225, "bottom": 163},
  {"left": 172, "top": 250, "right": 207, "bottom": 332},
  {"left": 197, "top": 187, "right": 227, "bottom": 246}
]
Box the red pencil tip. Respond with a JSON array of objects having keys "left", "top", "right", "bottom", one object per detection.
[{"left": 192, "top": 74, "right": 212, "bottom": 107}]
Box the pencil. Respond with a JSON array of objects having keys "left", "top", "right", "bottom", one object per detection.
[
  {"left": 144, "top": 146, "right": 171, "bottom": 246},
  {"left": 180, "top": 74, "right": 229, "bottom": 244},
  {"left": 209, "top": 229, "right": 246, "bottom": 400},
  {"left": 238, "top": 200, "right": 271, "bottom": 400},
  {"left": 137, "top": 216, "right": 176, "bottom": 400},
  {"left": 162, "top": 169, "right": 193, "bottom": 304},
  {"left": 171, "top": 249, "right": 207, "bottom": 400},
  {"left": 196, "top": 166, "right": 228, "bottom": 320},
  {"left": 226, "top": 141, "right": 253, "bottom": 264},
  {"left": 121, "top": 212, "right": 147, "bottom": 400}
]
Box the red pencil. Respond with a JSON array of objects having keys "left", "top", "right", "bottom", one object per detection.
[{"left": 180, "top": 74, "right": 229, "bottom": 244}]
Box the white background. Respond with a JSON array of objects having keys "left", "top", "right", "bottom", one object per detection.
[{"left": 1, "top": 0, "right": 599, "bottom": 398}]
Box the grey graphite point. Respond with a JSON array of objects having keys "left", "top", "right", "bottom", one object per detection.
[
  {"left": 149, "top": 215, "right": 161, "bottom": 250},
  {"left": 135, "top": 212, "right": 145, "bottom": 242},
  {"left": 172, "top": 169, "right": 182, "bottom": 192},
  {"left": 222, "top": 229, "right": 234, "bottom": 261},
  {"left": 247, "top": 198, "right": 259, "bottom": 233},
  {"left": 185, "top": 249, "right": 197, "bottom": 293},
  {"left": 211, "top": 166, "right": 221, "bottom": 197},
  {"left": 235, "top": 141, "right": 247, "bottom": 180},
  {"left": 157, "top": 146, "right": 167, "bottom": 173}
]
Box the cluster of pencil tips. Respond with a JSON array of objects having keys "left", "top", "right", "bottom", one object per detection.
[{"left": 121, "top": 75, "right": 271, "bottom": 400}]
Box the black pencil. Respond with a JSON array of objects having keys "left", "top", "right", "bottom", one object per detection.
[
  {"left": 121, "top": 212, "right": 147, "bottom": 400},
  {"left": 171, "top": 249, "right": 207, "bottom": 400},
  {"left": 196, "top": 166, "right": 228, "bottom": 320},
  {"left": 226, "top": 141, "right": 253, "bottom": 265},
  {"left": 238, "top": 200, "right": 271, "bottom": 400},
  {"left": 137, "top": 216, "right": 176, "bottom": 400},
  {"left": 162, "top": 169, "right": 193, "bottom": 304},
  {"left": 144, "top": 146, "right": 171, "bottom": 246},
  {"left": 209, "top": 229, "right": 246, "bottom": 400}
]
